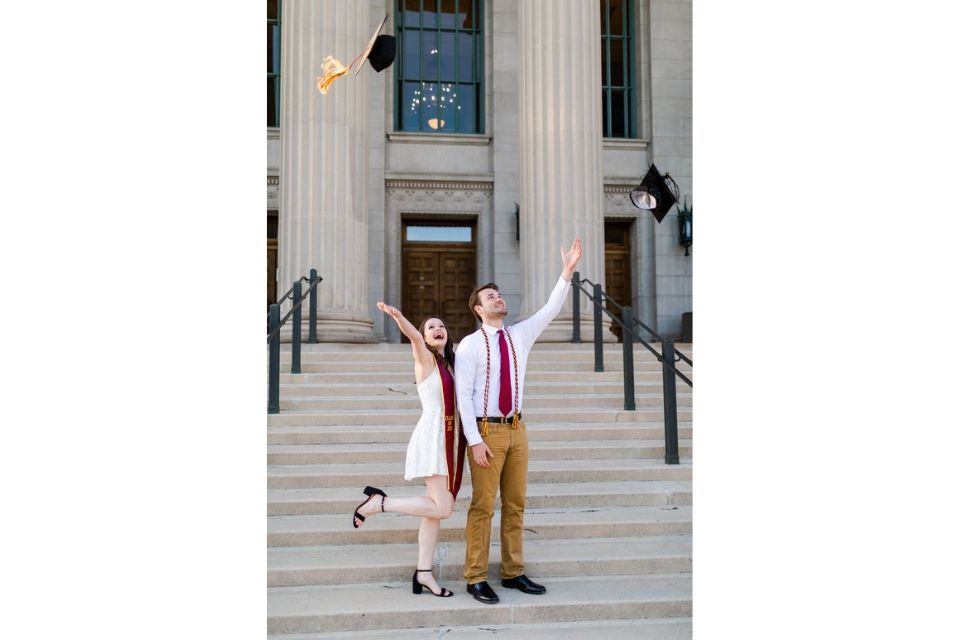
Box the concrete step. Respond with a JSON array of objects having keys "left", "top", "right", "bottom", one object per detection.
[
  {"left": 282, "top": 361, "right": 682, "bottom": 373},
  {"left": 278, "top": 354, "right": 691, "bottom": 369},
  {"left": 268, "top": 617, "right": 693, "bottom": 640},
  {"left": 278, "top": 380, "right": 686, "bottom": 396},
  {"left": 279, "top": 342, "right": 692, "bottom": 353},
  {"left": 268, "top": 458, "right": 692, "bottom": 491},
  {"left": 267, "top": 439, "right": 694, "bottom": 465},
  {"left": 267, "top": 572, "right": 692, "bottom": 635},
  {"left": 268, "top": 479, "right": 692, "bottom": 516},
  {"left": 280, "top": 371, "right": 686, "bottom": 384},
  {"left": 277, "top": 345, "right": 691, "bottom": 362},
  {"left": 268, "top": 408, "right": 693, "bottom": 427},
  {"left": 278, "top": 392, "right": 692, "bottom": 412},
  {"left": 268, "top": 535, "right": 691, "bottom": 587},
  {"left": 267, "top": 423, "right": 693, "bottom": 445},
  {"left": 268, "top": 504, "right": 692, "bottom": 547}
]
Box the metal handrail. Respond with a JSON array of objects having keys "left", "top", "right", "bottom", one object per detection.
[
  {"left": 267, "top": 269, "right": 323, "bottom": 414},
  {"left": 581, "top": 277, "right": 692, "bottom": 367},
  {"left": 267, "top": 276, "right": 323, "bottom": 343},
  {"left": 574, "top": 279, "right": 692, "bottom": 388},
  {"left": 571, "top": 272, "right": 690, "bottom": 465}
]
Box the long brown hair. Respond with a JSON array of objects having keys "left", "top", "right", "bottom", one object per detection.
[{"left": 418, "top": 316, "right": 455, "bottom": 369}]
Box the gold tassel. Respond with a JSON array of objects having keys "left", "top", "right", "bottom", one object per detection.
[
  {"left": 480, "top": 418, "right": 489, "bottom": 437},
  {"left": 316, "top": 56, "right": 349, "bottom": 95},
  {"left": 512, "top": 413, "right": 519, "bottom": 430}
]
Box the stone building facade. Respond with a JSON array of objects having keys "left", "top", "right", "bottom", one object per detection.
[{"left": 267, "top": 0, "right": 691, "bottom": 343}]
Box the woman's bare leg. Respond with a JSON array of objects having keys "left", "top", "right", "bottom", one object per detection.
[
  {"left": 354, "top": 475, "right": 454, "bottom": 523},
  {"left": 413, "top": 476, "right": 455, "bottom": 594}
]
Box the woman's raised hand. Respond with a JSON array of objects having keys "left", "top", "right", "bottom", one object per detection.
[{"left": 377, "top": 301, "right": 401, "bottom": 318}]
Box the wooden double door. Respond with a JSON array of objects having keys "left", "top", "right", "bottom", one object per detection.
[
  {"left": 401, "top": 220, "right": 478, "bottom": 344},
  {"left": 604, "top": 220, "right": 633, "bottom": 341}
]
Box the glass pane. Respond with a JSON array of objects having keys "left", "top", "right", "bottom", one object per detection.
[
  {"left": 402, "top": 29, "right": 420, "bottom": 78},
  {"left": 406, "top": 226, "right": 472, "bottom": 242},
  {"left": 268, "top": 24, "right": 280, "bottom": 73},
  {"left": 458, "top": 32, "right": 474, "bottom": 81},
  {"left": 268, "top": 0, "right": 279, "bottom": 21},
  {"left": 609, "top": 0, "right": 625, "bottom": 36},
  {"left": 600, "top": 38, "right": 607, "bottom": 87},
  {"left": 439, "top": 83, "right": 458, "bottom": 131},
  {"left": 422, "top": 0, "right": 438, "bottom": 27},
  {"left": 458, "top": 0, "right": 475, "bottom": 30},
  {"left": 422, "top": 30, "right": 438, "bottom": 80},
  {"left": 439, "top": 31, "right": 456, "bottom": 81},
  {"left": 610, "top": 89, "right": 626, "bottom": 137},
  {"left": 403, "top": 81, "right": 422, "bottom": 130},
  {"left": 601, "top": 91, "right": 609, "bottom": 137},
  {"left": 610, "top": 38, "right": 625, "bottom": 87},
  {"left": 402, "top": 0, "right": 421, "bottom": 27},
  {"left": 600, "top": 0, "right": 607, "bottom": 34},
  {"left": 604, "top": 223, "right": 625, "bottom": 245},
  {"left": 440, "top": 0, "right": 456, "bottom": 28},
  {"left": 421, "top": 82, "right": 442, "bottom": 131},
  {"left": 268, "top": 77, "right": 278, "bottom": 127},
  {"left": 457, "top": 83, "right": 476, "bottom": 132}
]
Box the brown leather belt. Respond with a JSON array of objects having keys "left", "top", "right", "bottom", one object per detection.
[{"left": 476, "top": 412, "right": 522, "bottom": 426}]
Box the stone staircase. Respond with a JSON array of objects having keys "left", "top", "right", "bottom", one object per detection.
[{"left": 268, "top": 342, "right": 693, "bottom": 639}]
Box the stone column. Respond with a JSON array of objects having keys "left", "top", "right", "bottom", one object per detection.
[
  {"left": 517, "top": 0, "right": 610, "bottom": 341},
  {"left": 278, "top": 0, "right": 376, "bottom": 342}
]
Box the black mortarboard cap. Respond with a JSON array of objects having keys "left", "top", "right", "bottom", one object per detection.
[
  {"left": 353, "top": 15, "right": 395, "bottom": 75},
  {"left": 630, "top": 164, "right": 678, "bottom": 223}
]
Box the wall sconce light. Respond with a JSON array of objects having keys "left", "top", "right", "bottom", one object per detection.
[
  {"left": 677, "top": 197, "right": 692, "bottom": 256},
  {"left": 629, "top": 164, "right": 679, "bottom": 223},
  {"left": 514, "top": 202, "right": 520, "bottom": 241}
]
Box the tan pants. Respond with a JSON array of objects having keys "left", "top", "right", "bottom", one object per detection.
[{"left": 463, "top": 418, "right": 529, "bottom": 584}]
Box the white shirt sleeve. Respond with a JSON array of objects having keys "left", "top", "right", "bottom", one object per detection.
[
  {"left": 511, "top": 275, "right": 572, "bottom": 351},
  {"left": 454, "top": 335, "right": 483, "bottom": 446}
]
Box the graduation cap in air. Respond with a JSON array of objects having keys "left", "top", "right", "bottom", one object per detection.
[
  {"left": 317, "top": 14, "right": 396, "bottom": 94},
  {"left": 629, "top": 164, "right": 680, "bottom": 223}
]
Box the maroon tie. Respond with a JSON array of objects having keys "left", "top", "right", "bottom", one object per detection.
[{"left": 497, "top": 330, "right": 512, "bottom": 415}]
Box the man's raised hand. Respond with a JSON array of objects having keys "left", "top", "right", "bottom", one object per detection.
[{"left": 561, "top": 238, "right": 583, "bottom": 278}]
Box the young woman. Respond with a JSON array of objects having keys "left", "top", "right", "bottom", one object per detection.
[{"left": 351, "top": 304, "right": 466, "bottom": 598}]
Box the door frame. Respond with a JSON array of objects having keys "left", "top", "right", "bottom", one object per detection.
[{"left": 400, "top": 216, "right": 478, "bottom": 343}]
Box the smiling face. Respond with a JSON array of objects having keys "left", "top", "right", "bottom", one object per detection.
[
  {"left": 474, "top": 287, "right": 507, "bottom": 322},
  {"left": 420, "top": 317, "right": 448, "bottom": 351}
]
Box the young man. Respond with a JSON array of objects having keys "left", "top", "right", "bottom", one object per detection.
[{"left": 454, "top": 238, "right": 582, "bottom": 604}]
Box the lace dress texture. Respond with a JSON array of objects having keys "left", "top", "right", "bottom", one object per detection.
[{"left": 404, "top": 365, "right": 449, "bottom": 480}]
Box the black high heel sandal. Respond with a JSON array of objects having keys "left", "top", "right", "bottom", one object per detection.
[
  {"left": 412, "top": 569, "right": 453, "bottom": 597},
  {"left": 352, "top": 486, "right": 386, "bottom": 529}
]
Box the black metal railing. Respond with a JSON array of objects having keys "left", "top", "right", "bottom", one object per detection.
[
  {"left": 571, "top": 271, "right": 692, "bottom": 464},
  {"left": 267, "top": 269, "right": 323, "bottom": 414}
]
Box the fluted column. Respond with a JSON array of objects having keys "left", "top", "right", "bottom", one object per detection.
[
  {"left": 278, "top": 0, "right": 376, "bottom": 342},
  {"left": 518, "top": 0, "right": 610, "bottom": 341}
]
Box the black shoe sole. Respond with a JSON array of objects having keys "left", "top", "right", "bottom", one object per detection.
[{"left": 501, "top": 583, "right": 546, "bottom": 595}]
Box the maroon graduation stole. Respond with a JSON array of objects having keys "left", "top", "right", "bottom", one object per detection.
[{"left": 436, "top": 354, "right": 466, "bottom": 499}]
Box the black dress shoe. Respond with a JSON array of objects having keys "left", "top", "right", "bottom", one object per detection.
[
  {"left": 466, "top": 581, "right": 499, "bottom": 604},
  {"left": 501, "top": 574, "right": 546, "bottom": 595}
]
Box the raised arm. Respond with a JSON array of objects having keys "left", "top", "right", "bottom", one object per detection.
[
  {"left": 561, "top": 237, "right": 582, "bottom": 281},
  {"left": 513, "top": 238, "right": 583, "bottom": 349},
  {"left": 377, "top": 302, "right": 435, "bottom": 381}
]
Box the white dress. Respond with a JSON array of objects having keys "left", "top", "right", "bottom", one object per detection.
[{"left": 404, "top": 366, "right": 449, "bottom": 481}]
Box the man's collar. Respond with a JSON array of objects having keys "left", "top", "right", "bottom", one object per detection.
[{"left": 480, "top": 323, "right": 504, "bottom": 333}]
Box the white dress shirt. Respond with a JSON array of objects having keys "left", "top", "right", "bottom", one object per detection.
[{"left": 454, "top": 276, "right": 572, "bottom": 446}]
